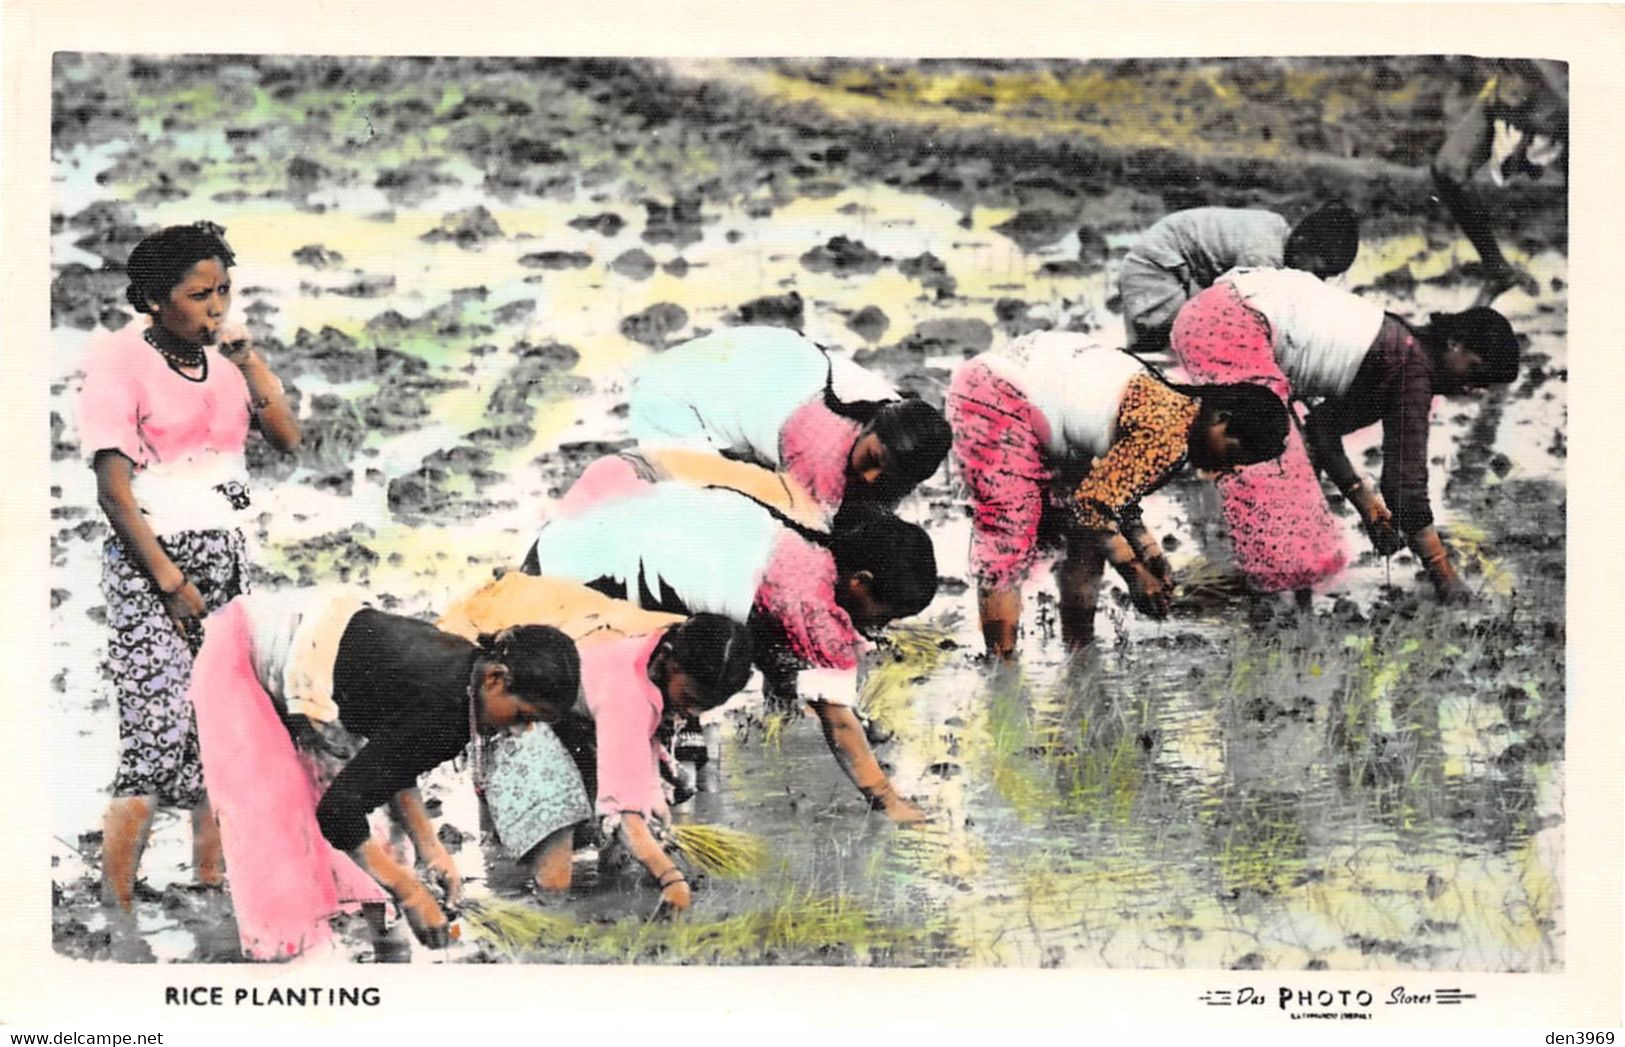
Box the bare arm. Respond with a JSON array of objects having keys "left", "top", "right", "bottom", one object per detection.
[
  {"left": 388, "top": 787, "right": 461, "bottom": 907},
  {"left": 219, "top": 337, "right": 300, "bottom": 452},
  {"left": 810, "top": 700, "right": 925, "bottom": 824},
  {"left": 348, "top": 837, "right": 449, "bottom": 947},
  {"left": 93, "top": 451, "right": 204, "bottom": 627},
  {"left": 618, "top": 812, "right": 690, "bottom": 911}
]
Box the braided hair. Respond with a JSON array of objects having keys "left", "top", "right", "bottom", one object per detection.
[{"left": 658, "top": 614, "right": 755, "bottom": 711}]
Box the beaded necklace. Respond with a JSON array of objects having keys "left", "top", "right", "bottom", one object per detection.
[{"left": 143, "top": 326, "right": 206, "bottom": 371}]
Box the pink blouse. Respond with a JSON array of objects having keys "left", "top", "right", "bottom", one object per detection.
[
  {"left": 579, "top": 630, "right": 671, "bottom": 822},
  {"left": 77, "top": 320, "right": 252, "bottom": 469},
  {"left": 778, "top": 398, "right": 862, "bottom": 518},
  {"left": 756, "top": 530, "right": 861, "bottom": 672}
]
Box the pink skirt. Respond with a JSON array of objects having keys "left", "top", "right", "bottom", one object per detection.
[
  {"left": 946, "top": 360, "right": 1056, "bottom": 592},
  {"left": 1169, "top": 283, "right": 1347, "bottom": 591},
  {"left": 189, "top": 599, "right": 386, "bottom": 960}
]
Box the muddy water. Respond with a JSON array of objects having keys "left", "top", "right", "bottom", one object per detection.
[{"left": 49, "top": 58, "right": 1564, "bottom": 968}]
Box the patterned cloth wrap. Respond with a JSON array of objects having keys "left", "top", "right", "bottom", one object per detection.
[
  {"left": 946, "top": 352, "right": 1194, "bottom": 591},
  {"left": 478, "top": 724, "right": 593, "bottom": 859},
  {"left": 438, "top": 574, "right": 684, "bottom": 857},
  {"left": 945, "top": 360, "right": 1060, "bottom": 591},
  {"left": 103, "top": 528, "right": 248, "bottom": 807},
  {"left": 1169, "top": 281, "right": 1349, "bottom": 591}
]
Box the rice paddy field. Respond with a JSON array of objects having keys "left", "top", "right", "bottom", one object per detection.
[{"left": 45, "top": 55, "right": 1570, "bottom": 972}]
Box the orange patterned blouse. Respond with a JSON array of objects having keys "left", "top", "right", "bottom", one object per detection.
[{"left": 1071, "top": 373, "right": 1199, "bottom": 531}]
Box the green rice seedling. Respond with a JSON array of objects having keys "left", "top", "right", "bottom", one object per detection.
[
  {"left": 1443, "top": 523, "right": 1515, "bottom": 597},
  {"left": 858, "top": 617, "right": 958, "bottom": 737},
  {"left": 457, "top": 898, "right": 581, "bottom": 959},
  {"left": 759, "top": 710, "right": 790, "bottom": 752},
  {"left": 669, "top": 823, "right": 769, "bottom": 879},
  {"left": 459, "top": 882, "right": 956, "bottom": 965},
  {"left": 1173, "top": 556, "right": 1251, "bottom": 608}
]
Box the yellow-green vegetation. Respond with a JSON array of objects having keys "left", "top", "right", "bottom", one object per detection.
[
  {"left": 1214, "top": 798, "right": 1309, "bottom": 896},
  {"left": 459, "top": 884, "right": 955, "bottom": 965},
  {"left": 669, "top": 824, "right": 769, "bottom": 879},
  {"left": 1173, "top": 556, "right": 1251, "bottom": 607},
  {"left": 1444, "top": 523, "right": 1517, "bottom": 597},
  {"left": 858, "top": 619, "right": 957, "bottom": 738}
]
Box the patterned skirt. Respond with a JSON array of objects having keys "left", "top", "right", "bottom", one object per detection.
[
  {"left": 946, "top": 360, "right": 1066, "bottom": 592},
  {"left": 1169, "top": 284, "right": 1348, "bottom": 591},
  {"left": 482, "top": 721, "right": 593, "bottom": 859},
  {"left": 102, "top": 528, "right": 248, "bottom": 806}
]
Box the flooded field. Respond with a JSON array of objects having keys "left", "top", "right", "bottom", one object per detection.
[{"left": 48, "top": 56, "right": 1566, "bottom": 969}]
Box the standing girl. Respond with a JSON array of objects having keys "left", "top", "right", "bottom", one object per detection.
[{"left": 77, "top": 222, "right": 299, "bottom": 911}]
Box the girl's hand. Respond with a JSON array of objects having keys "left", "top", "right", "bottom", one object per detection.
[
  {"left": 1124, "top": 562, "right": 1172, "bottom": 619},
  {"left": 216, "top": 324, "right": 255, "bottom": 368},
  {"left": 1141, "top": 551, "right": 1174, "bottom": 585},
  {"left": 658, "top": 878, "right": 692, "bottom": 913},
  {"left": 881, "top": 793, "right": 927, "bottom": 825},
  {"left": 422, "top": 848, "right": 464, "bottom": 910},
  {"left": 160, "top": 582, "right": 208, "bottom": 649},
  {"left": 398, "top": 883, "right": 451, "bottom": 948},
  {"left": 1348, "top": 483, "right": 1404, "bottom": 556}
]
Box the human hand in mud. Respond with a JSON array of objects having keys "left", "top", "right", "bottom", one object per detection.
[
  {"left": 1350, "top": 485, "right": 1403, "bottom": 556},
  {"left": 1124, "top": 524, "right": 1173, "bottom": 584},
  {"left": 1434, "top": 572, "right": 1474, "bottom": 606},
  {"left": 422, "top": 847, "right": 464, "bottom": 911},
  {"left": 1123, "top": 561, "right": 1172, "bottom": 619},
  {"left": 880, "top": 793, "right": 928, "bottom": 825},
  {"left": 657, "top": 872, "right": 692, "bottom": 915},
  {"left": 398, "top": 882, "right": 453, "bottom": 948}
]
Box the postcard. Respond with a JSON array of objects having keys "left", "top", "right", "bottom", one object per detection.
[{"left": 4, "top": 0, "right": 1621, "bottom": 1036}]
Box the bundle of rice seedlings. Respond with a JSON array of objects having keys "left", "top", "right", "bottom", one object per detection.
[
  {"left": 859, "top": 618, "right": 957, "bottom": 736},
  {"left": 759, "top": 710, "right": 790, "bottom": 752},
  {"left": 1173, "top": 556, "right": 1249, "bottom": 607},
  {"left": 669, "top": 823, "right": 768, "bottom": 878},
  {"left": 457, "top": 898, "right": 574, "bottom": 956}
]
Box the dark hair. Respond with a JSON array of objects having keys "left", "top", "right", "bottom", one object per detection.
[
  {"left": 1423, "top": 307, "right": 1520, "bottom": 386},
  {"left": 864, "top": 398, "right": 952, "bottom": 500},
  {"left": 1284, "top": 202, "right": 1360, "bottom": 278},
  {"left": 124, "top": 221, "right": 237, "bottom": 313},
  {"left": 828, "top": 508, "right": 939, "bottom": 620},
  {"left": 661, "top": 613, "right": 755, "bottom": 711},
  {"left": 476, "top": 625, "right": 580, "bottom": 717},
  {"left": 1177, "top": 382, "right": 1291, "bottom": 466}
]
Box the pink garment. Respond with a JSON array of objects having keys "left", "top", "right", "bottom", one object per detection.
[
  {"left": 946, "top": 359, "right": 1057, "bottom": 591},
  {"left": 189, "top": 600, "right": 385, "bottom": 961},
  {"left": 579, "top": 631, "right": 670, "bottom": 820},
  {"left": 756, "top": 530, "right": 861, "bottom": 670},
  {"left": 1170, "top": 283, "right": 1348, "bottom": 591},
  {"left": 76, "top": 320, "right": 251, "bottom": 468},
  {"left": 778, "top": 398, "right": 861, "bottom": 517},
  {"left": 554, "top": 454, "right": 649, "bottom": 518}
]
